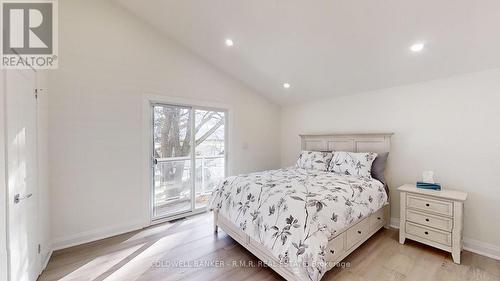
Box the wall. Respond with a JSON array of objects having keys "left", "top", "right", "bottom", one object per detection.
[
  {"left": 49, "top": 0, "right": 281, "bottom": 249},
  {"left": 281, "top": 68, "right": 500, "bottom": 255}
]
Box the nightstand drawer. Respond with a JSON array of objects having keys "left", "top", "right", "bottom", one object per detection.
[
  {"left": 407, "top": 194, "right": 453, "bottom": 216},
  {"left": 406, "top": 209, "right": 453, "bottom": 231},
  {"left": 346, "top": 217, "right": 369, "bottom": 250},
  {"left": 406, "top": 222, "right": 452, "bottom": 246}
]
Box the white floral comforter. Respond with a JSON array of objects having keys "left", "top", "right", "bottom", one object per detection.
[{"left": 209, "top": 167, "right": 387, "bottom": 281}]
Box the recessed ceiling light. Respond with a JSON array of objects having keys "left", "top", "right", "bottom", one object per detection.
[
  {"left": 225, "top": 39, "right": 234, "bottom": 47},
  {"left": 283, "top": 83, "right": 291, "bottom": 89},
  {"left": 410, "top": 42, "right": 425, "bottom": 53}
]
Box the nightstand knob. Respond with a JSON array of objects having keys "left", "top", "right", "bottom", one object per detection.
[
  {"left": 425, "top": 203, "right": 430, "bottom": 207},
  {"left": 377, "top": 217, "right": 381, "bottom": 220},
  {"left": 330, "top": 250, "right": 335, "bottom": 254},
  {"left": 357, "top": 230, "right": 362, "bottom": 234},
  {"left": 424, "top": 231, "right": 429, "bottom": 235},
  {"left": 425, "top": 218, "right": 430, "bottom": 222}
]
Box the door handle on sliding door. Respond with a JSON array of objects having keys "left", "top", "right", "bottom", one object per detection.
[{"left": 14, "top": 193, "right": 33, "bottom": 204}]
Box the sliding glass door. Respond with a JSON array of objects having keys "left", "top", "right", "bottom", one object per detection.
[
  {"left": 193, "top": 109, "right": 226, "bottom": 209},
  {"left": 151, "top": 103, "right": 226, "bottom": 220}
]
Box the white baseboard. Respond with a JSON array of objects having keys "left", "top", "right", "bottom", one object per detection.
[
  {"left": 389, "top": 217, "right": 400, "bottom": 229},
  {"left": 389, "top": 217, "right": 500, "bottom": 261},
  {"left": 52, "top": 220, "right": 146, "bottom": 251},
  {"left": 42, "top": 250, "right": 52, "bottom": 270},
  {"left": 37, "top": 249, "right": 53, "bottom": 278},
  {"left": 463, "top": 238, "right": 500, "bottom": 261}
]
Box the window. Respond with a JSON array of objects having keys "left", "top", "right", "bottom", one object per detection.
[{"left": 151, "top": 103, "right": 227, "bottom": 220}]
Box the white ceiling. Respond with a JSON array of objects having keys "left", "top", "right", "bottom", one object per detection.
[{"left": 115, "top": 0, "right": 500, "bottom": 105}]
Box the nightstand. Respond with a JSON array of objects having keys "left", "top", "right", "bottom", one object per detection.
[{"left": 398, "top": 184, "right": 467, "bottom": 264}]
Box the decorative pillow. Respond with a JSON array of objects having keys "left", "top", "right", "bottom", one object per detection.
[
  {"left": 371, "top": 152, "right": 389, "bottom": 184},
  {"left": 296, "top": 151, "right": 333, "bottom": 171},
  {"left": 371, "top": 152, "right": 390, "bottom": 197},
  {"left": 328, "top": 151, "right": 377, "bottom": 178}
]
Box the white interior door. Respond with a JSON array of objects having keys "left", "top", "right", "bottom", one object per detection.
[{"left": 5, "top": 70, "right": 39, "bottom": 281}]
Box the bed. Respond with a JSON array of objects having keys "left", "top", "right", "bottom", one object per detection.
[{"left": 210, "top": 133, "right": 392, "bottom": 281}]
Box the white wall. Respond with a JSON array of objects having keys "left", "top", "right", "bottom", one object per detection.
[
  {"left": 281, "top": 68, "right": 500, "bottom": 252},
  {"left": 49, "top": 0, "right": 281, "bottom": 249}
]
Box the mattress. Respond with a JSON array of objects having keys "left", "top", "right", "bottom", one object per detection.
[{"left": 209, "top": 167, "right": 388, "bottom": 281}]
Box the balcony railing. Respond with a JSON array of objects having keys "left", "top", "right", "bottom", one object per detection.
[{"left": 153, "top": 155, "right": 225, "bottom": 216}]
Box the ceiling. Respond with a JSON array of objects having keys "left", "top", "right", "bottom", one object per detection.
[{"left": 115, "top": 0, "right": 500, "bottom": 105}]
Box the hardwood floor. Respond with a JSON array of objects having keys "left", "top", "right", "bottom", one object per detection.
[{"left": 40, "top": 212, "right": 500, "bottom": 281}]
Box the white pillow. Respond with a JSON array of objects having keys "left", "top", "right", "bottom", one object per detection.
[
  {"left": 296, "top": 151, "right": 333, "bottom": 171},
  {"left": 328, "top": 151, "right": 377, "bottom": 178}
]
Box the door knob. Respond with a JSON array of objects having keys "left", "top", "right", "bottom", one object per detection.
[{"left": 14, "top": 193, "right": 32, "bottom": 204}]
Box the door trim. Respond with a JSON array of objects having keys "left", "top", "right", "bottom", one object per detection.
[
  {"left": 142, "top": 94, "right": 232, "bottom": 226},
  {"left": 1, "top": 70, "right": 9, "bottom": 281}
]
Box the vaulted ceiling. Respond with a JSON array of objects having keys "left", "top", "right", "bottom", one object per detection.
[{"left": 115, "top": 0, "right": 500, "bottom": 105}]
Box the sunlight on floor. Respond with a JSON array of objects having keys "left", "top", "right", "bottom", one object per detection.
[
  {"left": 105, "top": 228, "right": 199, "bottom": 281},
  {"left": 58, "top": 243, "right": 146, "bottom": 281},
  {"left": 120, "top": 214, "right": 204, "bottom": 244},
  {"left": 119, "top": 224, "right": 175, "bottom": 244}
]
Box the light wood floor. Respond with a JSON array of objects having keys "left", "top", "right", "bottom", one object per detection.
[{"left": 39, "top": 212, "right": 500, "bottom": 281}]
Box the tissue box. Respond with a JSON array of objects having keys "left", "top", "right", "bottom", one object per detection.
[{"left": 416, "top": 181, "right": 441, "bottom": 190}]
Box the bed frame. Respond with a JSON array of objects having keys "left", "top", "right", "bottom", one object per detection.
[{"left": 214, "top": 133, "right": 393, "bottom": 281}]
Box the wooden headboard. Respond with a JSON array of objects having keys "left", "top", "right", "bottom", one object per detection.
[{"left": 300, "top": 133, "right": 392, "bottom": 153}]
